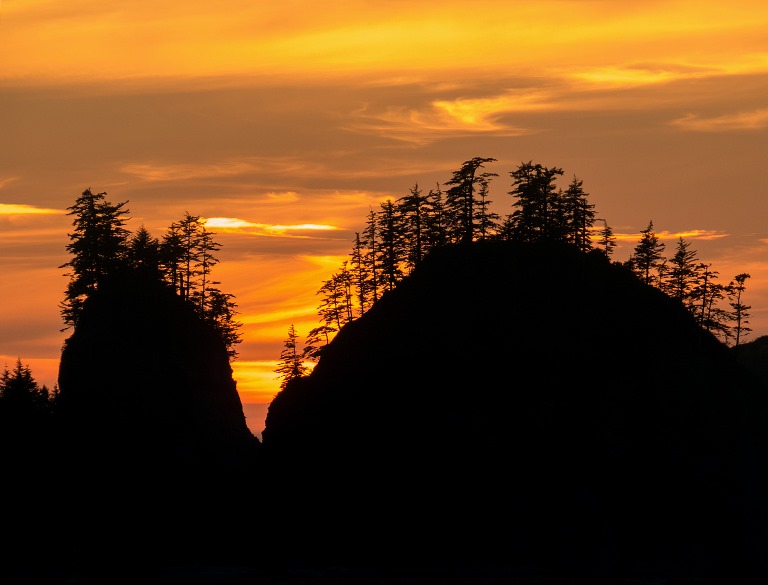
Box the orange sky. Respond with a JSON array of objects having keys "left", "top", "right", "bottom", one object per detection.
[{"left": 2, "top": 1, "right": 768, "bottom": 436}]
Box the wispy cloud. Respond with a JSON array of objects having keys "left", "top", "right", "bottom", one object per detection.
[
  {"left": 612, "top": 229, "right": 729, "bottom": 242},
  {"left": 567, "top": 64, "right": 713, "bottom": 89},
  {"left": 120, "top": 157, "right": 324, "bottom": 182},
  {"left": 671, "top": 108, "right": 768, "bottom": 131},
  {"left": 349, "top": 96, "right": 537, "bottom": 145},
  {"left": 204, "top": 217, "right": 339, "bottom": 236},
  {"left": 0, "top": 204, "right": 64, "bottom": 215}
]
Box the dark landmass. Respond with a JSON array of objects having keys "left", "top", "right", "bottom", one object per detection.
[{"left": 4, "top": 240, "right": 768, "bottom": 584}]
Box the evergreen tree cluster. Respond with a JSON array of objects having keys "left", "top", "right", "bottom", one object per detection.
[
  {"left": 625, "top": 221, "right": 751, "bottom": 346},
  {"left": 59, "top": 188, "right": 242, "bottom": 359},
  {"left": 276, "top": 158, "right": 751, "bottom": 388},
  {"left": 0, "top": 359, "right": 57, "bottom": 422}
]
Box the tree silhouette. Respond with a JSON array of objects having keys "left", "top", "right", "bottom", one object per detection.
[
  {"left": 595, "top": 219, "right": 617, "bottom": 258},
  {"left": 0, "top": 358, "right": 53, "bottom": 415},
  {"left": 693, "top": 263, "right": 729, "bottom": 339},
  {"left": 423, "top": 183, "right": 450, "bottom": 252},
  {"left": 350, "top": 232, "right": 372, "bottom": 317},
  {"left": 303, "top": 324, "right": 336, "bottom": 362},
  {"left": 275, "top": 324, "right": 309, "bottom": 389},
  {"left": 663, "top": 237, "right": 699, "bottom": 307},
  {"left": 560, "top": 175, "right": 596, "bottom": 252},
  {"left": 444, "top": 156, "right": 498, "bottom": 244},
  {"left": 728, "top": 273, "right": 752, "bottom": 347},
  {"left": 627, "top": 220, "right": 666, "bottom": 287},
  {"left": 362, "top": 207, "right": 380, "bottom": 304},
  {"left": 376, "top": 198, "right": 406, "bottom": 291},
  {"left": 59, "top": 188, "right": 130, "bottom": 328},
  {"left": 473, "top": 174, "right": 500, "bottom": 241},
  {"left": 502, "top": 161, "right": 564, "bottom": 243},
  {"left": 128, "top": 224, "right": 160, "bottom": 275},
  {"left": 316, "top": 265, "right": 353, "bottom": 332},
  {"left": 398, "top": 183, "right": 430, "bottom": 271}
]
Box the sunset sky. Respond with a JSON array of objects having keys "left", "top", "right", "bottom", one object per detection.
[{"left": 2, "top": 1, "right": 768, "bottom": 436}]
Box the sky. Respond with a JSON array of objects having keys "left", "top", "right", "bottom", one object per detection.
[{"left": 2, "top": 0, "right": 768, "bottom": 437}]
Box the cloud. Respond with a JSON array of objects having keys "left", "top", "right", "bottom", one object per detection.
[
  {"left": 671, "top": 108, "right": 768, "bottom": 131},
  {"left": 611, "top": 229, "right": 728, "bottom": 242},
  {"left": 0, "top": 204, "right": 64, "bottom": 215},
  {"left": 120, "top": 158, "right": 325, "bottom": 182},
  {"left": 567, "top": 64, "right": 714, "bottom": 89},
  {"left": 348, "top": 95, "right": 538, "bottom": 145},
  {"left": 203, "top": 217, "right": 339, "bottom": 237}
]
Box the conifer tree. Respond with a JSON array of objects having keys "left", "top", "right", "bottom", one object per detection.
[
  {"left": 60, "top": 188, "right": 131, "bottom": 328},
  {"left": 303, "top": 324, "right": 336, "bottom": 362},
  {"left": 423, "top": 183, "right": 450, "bottom": 253},
  {"left": 692, "top": 263, "right": 730, "bottom": 340},
  {"left": 728, "top": 273, "right": 752, "bottom": 347},
  {"left": 560, "top": 175, "right": 596, "bottom": 251},
  {"left": 350, "top": 232, "right": 372, "bottom": 317},
  {"left": 503, "top": 161, "right": 564, "bottom": 243},
  {"left": 362, "top": 207, "right": 380, "bottom": 304},
  {"left": 596, "top": 219, "right": 617, "bottom": 258},
  {"left": 628, "top": 220, "right": 666, "bottom": 287},
  {"left": 176, "top": 212, "right": 204, "bottom": 302},
  {"left": 316, "top": 266, "right": 353, "bottom": 332},
  {"left": 444, "top": 156, "right": 497, "bottom": 244},
  {"left": 663, "top": 237, "right": 699, "bottom": 307},
  {"left": 128, "top": 225, "right": 160, "bottom": 274},
  {"left": 473, "top": 175, "right": 500, "bottom": 241},
  {"left": 204, "top": 288, "right": 243, "bottom": 360},
  {"left": 0, "top": 359, "right": 52, "bottom": 415},
  {"left": 275, "top": 324, "right": 309, "bottom": 390},
  {"left": 376, "top": 198, "right": 406, "bottom": 291},
  {"left": 398, "top": 183, "right": 430, "bottom": 271}
]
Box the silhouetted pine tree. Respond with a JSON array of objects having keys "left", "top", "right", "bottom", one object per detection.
[
  {"left": 376, "top": 198, "right": 407, "bottom": 291},
  {"left": 176, "top": 212, "right": 204, "bottom": 302},
  {"left": 59, "top": 188, "right": 130, "bottom": 328},
  {"left": 362, "top": 207, "right": 380, "bottom": 304},
  {"left": 473, "top": 174, "right": 500, "bottom": 241},
  {"left": 560, "top": 175, "right": 596, "bottom": 251},
  {"left": 693, "top": 263, "right": 729, "bottom": 339},
  {"left": 728, "top": 273, "right": 752, "bottom": 347},
  {"left": 0, "top": 359, "right": 53, "bottom": 415},
  {"left": 627, "top": 220, "right": 666, "bottom": 287},
  {"left": 350, "top": 232, "right": 372, "bottom": 316},
  {"left": 595, "top": 219, "right": 617, "bottom": 258},
  {"left": 275, "top": 324, "right": 309, "bottom": 390},
  {"left": 662, "top": 237, "right": 700, "bottom": 308},
  {"left": 191, "top": 226, "right": 221, "bottom": 315},
  {"left": 502, "top": 161, "right": 564, "bottom": 243},
  {"left": 444, "top": 156, "right": 497, "bottom": 244},
  {"left": 204, "top": 288, "right": 243, "bottom": 360},
  {"left": 159, "top": 221, "right": 185, "bottom": 294},
  {"left": 397, "top": 183, "right": 430, "bottom": 271},
  {"left": 423, "top": 183, "right": 450, "bottom": 253},
  {"left": 128, "top": 225, "right": 160, "bottom": 274},
  {"left": 316, "top": 265, "right": 353, "bottom": 332},
  {"left": 303, "top": 324, "right": 336, "bottom": 362}
]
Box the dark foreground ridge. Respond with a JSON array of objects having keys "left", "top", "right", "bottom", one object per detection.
[{"left": 4, "top": 240, "right": 768, "bottom": 584}]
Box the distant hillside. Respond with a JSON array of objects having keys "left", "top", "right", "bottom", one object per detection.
[{"left": 262, "top": 240, "right": 768, "bottom": 581}]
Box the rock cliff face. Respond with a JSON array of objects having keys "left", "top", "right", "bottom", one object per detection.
[
  {"left": 262, "top": 240, "right": 768, "bottom": 579},
  {"left": 57, "top": 270, "right": 259, "bottom": 469},
  {"left": 55, "top": 270, "right": 262, "bottom": 571}
]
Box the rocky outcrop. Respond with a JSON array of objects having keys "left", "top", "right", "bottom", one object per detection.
[
  {"left": 58, "top": 270, "right": 259, "bottom": 469},
  {"left": 262, "top": 240, "right": 768, "bottom": 580},
  {"left": 55, "top": 270, "right": 262, "bottom": 573}
]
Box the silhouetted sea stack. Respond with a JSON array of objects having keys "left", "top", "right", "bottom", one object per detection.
[
  {"left": 55, "top": 270, "right": 261, "bottom": 573},
  {"left": 58, "top": 270, "right": 259, "bottom": 468},
  {"left": 262, "top": 240, "right": 768, "bottom": 581}
]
